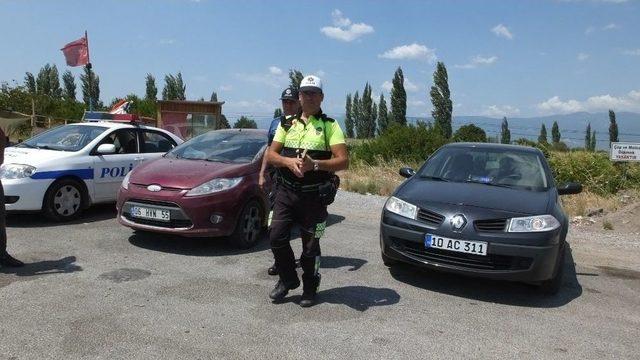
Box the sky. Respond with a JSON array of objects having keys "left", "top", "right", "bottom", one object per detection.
[{"left": 1, "top": 0, "right": 639, "bottom": 121}]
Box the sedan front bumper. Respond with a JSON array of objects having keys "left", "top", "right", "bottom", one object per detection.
[{"left": 380, "top": 211, "right": 563, "bottom": 282}]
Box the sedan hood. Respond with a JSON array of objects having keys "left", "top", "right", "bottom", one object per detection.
[
  {"left": 130, "top": 157, "right": 256, "bottom": 189},
  {"left": 395, "top": 178, "right": 550, "bottom": 215},
  {"left": 4, "top": 147, "right": 73, "bottom": 166}
]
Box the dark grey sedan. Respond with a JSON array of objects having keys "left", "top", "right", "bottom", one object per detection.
[{"left": 380, "top": 143, "right": 582, "bottom": 294}]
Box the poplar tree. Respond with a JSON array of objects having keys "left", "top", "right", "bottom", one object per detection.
[
  {"left": 609, "top": 109, "right": 618, "bottom": 146},
  {"left": 345, "top": 94, "right": 354, "bottom": 138},
  {"left": 62, "top": 70, "right": 76, "bottom": 100},
  {"left": 145, "top": 74, "right": 157, "bottom": 101},
  {"left": 500, "top": 117, "right": 511, "bottom": 144},
  {"left": 377, "top": 93, "right": 389, "bottom": 135},
  {"left": 551, "top": 121, "right": 561, "bottom": 144},
  {"left": 538, "top": 124, "right": 548, "bottom": 144},
  {"left": 390, "top": 67, "right": 407, "bottom": 126},
  {"left": 430, "top": 62, "right": 453, "bottom": 138}
]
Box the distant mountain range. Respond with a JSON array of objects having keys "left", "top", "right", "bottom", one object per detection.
[{"left": 256, "top": 111, "right": 640, "bottom": 150}]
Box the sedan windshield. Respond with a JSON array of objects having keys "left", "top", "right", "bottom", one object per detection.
[
  {"left": 419, "top": 147, "right": 549, "bottom": 191},
  {"left": 167, "top": 130, "right": 266, "bottom": 163},
  {"left": 16, "top": 125, "right": 108, "bottom": 152}
]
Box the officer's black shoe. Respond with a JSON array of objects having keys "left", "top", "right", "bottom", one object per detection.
[
  {"left": 0, "top": 253, "right": 24, "bottom": 267},
  {"left": 267, "top": 263, "right": 278, "bottom": 276},
  {"left": 300, "top": 274, "right": 321, "bottom": 308},
  {"left": 269, "top": 279, "right": 300, "bottom": 301}
]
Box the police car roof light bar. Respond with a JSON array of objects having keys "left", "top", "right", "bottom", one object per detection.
[{"left": 83, "top": 111, "right": 141, "bottom": 123}]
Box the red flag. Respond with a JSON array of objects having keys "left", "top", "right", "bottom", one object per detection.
[{"left": 61, "top": 36, "right": 89, "bottom": 66}]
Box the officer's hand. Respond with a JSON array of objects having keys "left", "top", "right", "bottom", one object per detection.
[
  {"left": 258, "top": 174, "right": 266, "bottom": 189},
  {"left": 300, "top": 156, "right": 314, "bottom": 173},
  {"left": 288, "top": 157, "right": 304, "bottom": 178}
]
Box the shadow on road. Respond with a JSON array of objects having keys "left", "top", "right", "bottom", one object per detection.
[
  {"left": 317, "top": 285, "right": 400, "bottom": 311},
  {"left": 128, "top": 231, "right": 271, "bottom": 257},
  {"left": 321, "top": 255, "right": 367, "bottom": 272},
  {"left": 389, "top": 244, "right": 582, "bottom": 308},
  {"left": 0, "top": 256, "right": 82, "bottom": 276},
  {"left": 7, "top": 204, "right": 116, "bottom": 228}
]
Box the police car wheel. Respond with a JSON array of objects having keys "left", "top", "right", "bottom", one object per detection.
[
  {"left": 43, "top": 179, "right": 85, "bottom": 222},
  {"left": 231, "top": 200, "right": 264, "bottom": 249}
]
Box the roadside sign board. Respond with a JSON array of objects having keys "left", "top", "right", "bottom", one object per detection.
[{"left": 610, "top": 142, "right": 640, "bottom": 162}]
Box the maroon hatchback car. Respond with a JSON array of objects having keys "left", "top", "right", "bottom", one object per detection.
[{"left": 116, "top": 129, "right": 270, "bottom": 248}]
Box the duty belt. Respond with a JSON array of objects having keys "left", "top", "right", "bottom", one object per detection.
[{"left": 276, "top": 175, "right": 324, "bottom": 193}]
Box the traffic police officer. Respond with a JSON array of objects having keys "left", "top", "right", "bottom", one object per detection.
[
  {"left": 267, "top": 75, "right": 349, "bottom": 307},
  {"left": 259, "top": 86, "right": 301, "bottom": 276}
]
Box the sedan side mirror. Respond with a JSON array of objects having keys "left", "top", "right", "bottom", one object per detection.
[
  {"left": 558, "top": 182, "right": 582, "bottom": 195},
  {"left": 399, "top": 167, "right": 416, "bottom": 179},
  {"left": 96, "top": 143, "right": 116, "bottom": 155}
]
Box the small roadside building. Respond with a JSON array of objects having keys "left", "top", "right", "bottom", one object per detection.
[{"left": 157, "top": 100, "right": 225, "bottom": 140}]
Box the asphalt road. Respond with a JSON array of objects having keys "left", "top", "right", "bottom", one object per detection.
[{"left": 1, "top": 191, "right": 639, "bottom": 359}]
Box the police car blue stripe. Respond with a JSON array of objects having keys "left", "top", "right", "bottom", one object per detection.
[{"left": 31, "top": 169, "right": 94, "bottom": 180}]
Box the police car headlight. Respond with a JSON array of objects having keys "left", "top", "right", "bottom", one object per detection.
[
  {"left": 121, "top": 171, "right": 132, "bottom": 190},
  {"left": 384, "top": 196, "right": 417, "bottom": 220},
  {"left": 0, "top": 164, "right": 37, "bottom": 180},
  {"left": 185, "top": 177, "right": 243, "bottom": 197},
  {"left": 508, "top": 215, "right": 560, "bottom": 232}
]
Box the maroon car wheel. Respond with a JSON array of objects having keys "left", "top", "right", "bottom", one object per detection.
[{"left": 232, "top": 200, "right": 264, "bottom": 249}]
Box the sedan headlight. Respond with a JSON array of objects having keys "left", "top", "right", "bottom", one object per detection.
[
  {"left": 185, "top": 177, "right": 243, "bottom": 197},
  {"left": 0, "top": 164, "right": 37, "bottom": 180},
  {"left": 384, "top": 196, "right": 418, "bottom": 220},
  {"left": 121, "top": 171, "right": 132, "bottom": 190},
  {"left": 508, "top": 215, "right": 560, "bottom": 232}
]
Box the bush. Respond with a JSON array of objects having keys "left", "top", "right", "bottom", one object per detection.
[
  {"left": 548, "top": 151, "right": 640, "bottom": 195},
  {"left": 233, "top": 116, "right": 257, "bottom": 129},
  {"left": 453, "top": 124, "right": 487, "bottom": 143},
  {"left": 351, "top": 123, "right": 447, "bottom": 165}
]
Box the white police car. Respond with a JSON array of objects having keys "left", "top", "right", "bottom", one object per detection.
[{"left": 1, "top": 113, "right": 183, "bottom": 221}]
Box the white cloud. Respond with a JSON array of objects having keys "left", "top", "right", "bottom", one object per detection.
[
  {"left": 603, "top": 23, "right": 620, "bottom": 30},
  {"left": 404, "top": 78, "right": 419, "bottom": 92},
  {"left": 235, "top": 66, "right": 288, "bottom": 88},
  {"left": 455, "top": 55, "right": 498, "bottom": 69},
  {"left": 623, "top": 49, "right": 640, "bottom": 56},
  {"left": 381, "top": 79, "right": 419, "bottom": 92},
  {"left": 159, "top": 39, "right": 176, "bottom": 45},
  {"left": 320, "top": 9, "right": 374, "bottom": 42},
  {"left": 482, "top": 105, "right": 521, "bottom": 118},
  {"left": 577, "top": 53, "right": 590, "bottom": 61},
  {"left": 269, "top": 66, "right": 283, "bottom": 75},
  {"left": 491, "top": 24, "right": 513, "bottom": 40},
  {"left": 537, "top": 90, "right": 640, "bottom": 113},
  {"left": 585, "top": 26, "right": 596, "bottom": 35},
  {"left": 219, "top": 85, "right": 233, "bottom": 91},
  {"left": 379, "top": 43, "right": 437, "bottom": 62}
]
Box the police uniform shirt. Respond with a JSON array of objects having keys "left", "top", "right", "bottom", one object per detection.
[
  {"left": 267, "top": 117, "right": 281, "bottom": 146},
  {"left": 272, "top": 111, "right": 345, "bottom": 185}
]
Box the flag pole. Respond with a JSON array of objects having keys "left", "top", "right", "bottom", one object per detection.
[{"left": 85, "top": 30, "right": 93, "bottom": 112}]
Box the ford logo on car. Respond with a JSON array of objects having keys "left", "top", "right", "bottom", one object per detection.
[{"left": 147, "top": 185, "right": 162, "bottom": 192}]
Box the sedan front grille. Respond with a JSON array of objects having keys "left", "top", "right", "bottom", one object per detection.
[
  {"left": 474, "top": 219, "right": 508, "bottom": 232},
  {"left": 392, "top": 237, "right": 532, "bottom": 271},
  {"left": 417, "top": 208, "right": 445, "bottom": 227}
]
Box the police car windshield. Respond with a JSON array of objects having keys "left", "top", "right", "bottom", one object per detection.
[
  {"left": 18, "top": 125, "right": 108, "bottom": 152},
  {"left": 167, "top": 131, "right": 266, "bottom": 163}
]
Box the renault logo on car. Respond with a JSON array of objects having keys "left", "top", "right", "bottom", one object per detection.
[
  {"left": 450, "top": 214, "right": 467, "bottom": 231},
  {"left": 147, "top": 184, "right": 162, "bottom": 192}
]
